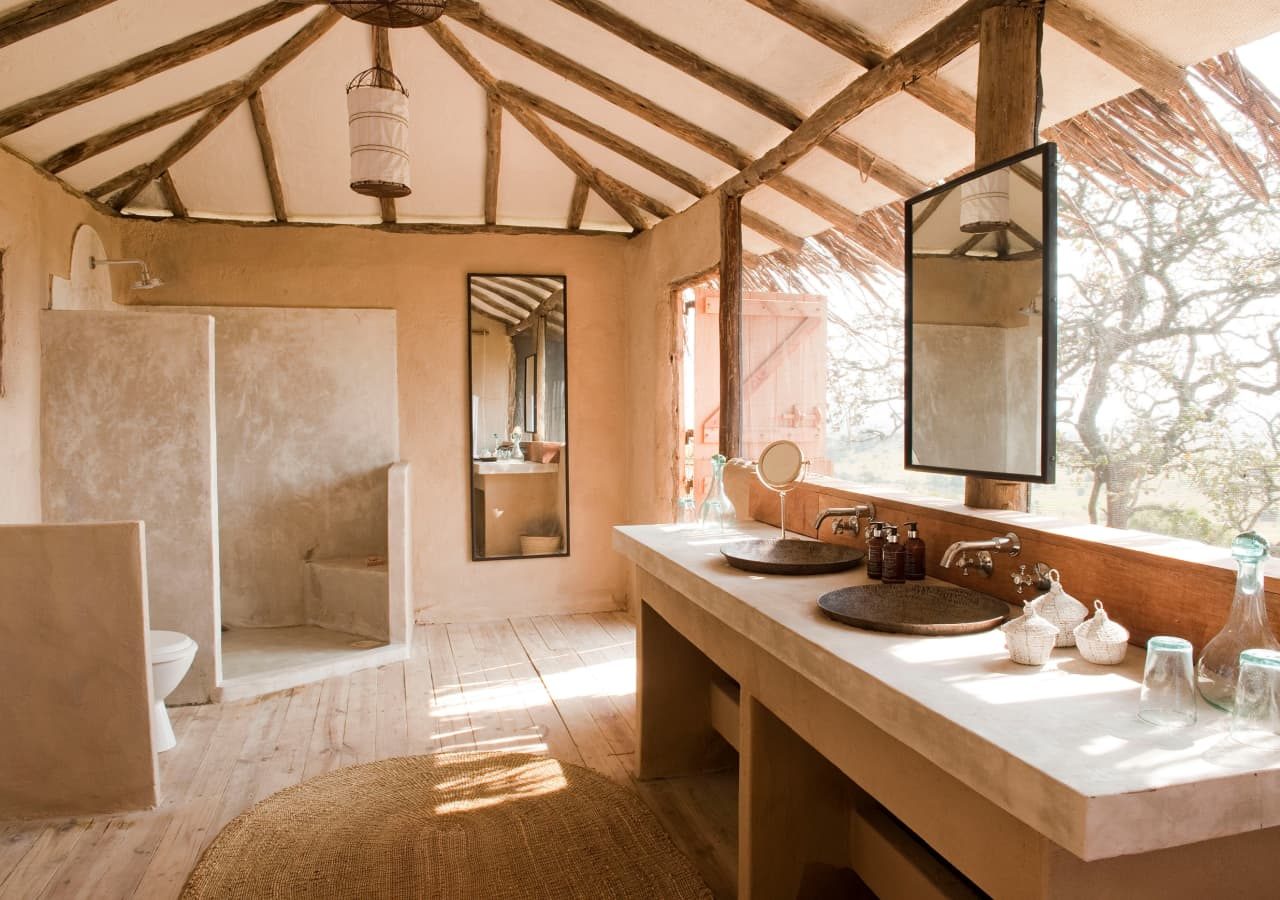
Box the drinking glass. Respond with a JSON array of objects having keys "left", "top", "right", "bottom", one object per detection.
[
  {"left": 1230, "top": 649, "right": 1280, "bottom": 750},
  {"left": 1139, "top": 636, "right": 1197, "bottom": 727}
]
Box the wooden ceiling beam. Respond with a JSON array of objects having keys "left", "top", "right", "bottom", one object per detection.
[
  {"left": 1044, "top": 0, "right": 1185, "bottom": 99},
  {"left": 470, "top": 284, "right": 531, "bottom": 319},
  {"left": 470, "top": 295, "right": 521, "bottom": 325},
  {"left": 546, "top": 0, "right": 926, "bottom": 197},
  {"left": 0, "top": 1, "right": 307, "bottom": 139},
  {"left": 724, "top": 0, "right": 1011, "bottom": 197},
  {"left": 109, "top": 9, "right": 340, "bottom": 211},
  {"left": 247, "top": 89, "right": 288, "bottom": 221},
  {"left": 0, "top": 0, "right": 119, "bottom": 52},
  {"left": 157, "top": 170, "right": 187, "bottom": 219},
  {"left": 371, "top": 26, "right": 397, "bottom": 224},
  {"left": 473, "top": 276, "right": 544, "bottom": 307},
  {"left": 41, "top": 81, "right": 241, "bottom": 174},
  {"left": 446, "top": 7, "right": 865, "bottom": 240},
  {"left": 743, "top": 0, "right": 977, "bottom": 131},
  {"left": 484, "top": 91, "right": 501, "bottom": 225},
  {"left": 567, "top": 177, "right": 589, "bottom": 229},
  {"left": 427, "top": 20, "right": 651, "bottom": 232},
  {"left": 498, "top": 81, "right": 804, "bottom": 253},
  {"left": 88, "top": 161, "right": 149, "bottom": 199},
  {"left": 510, "top": 287, "right": 564, "bottom": 336}
]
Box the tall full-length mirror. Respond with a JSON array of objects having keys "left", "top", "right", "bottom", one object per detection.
[
  {"left": 905, "top": 143, "right": 1057, "bottom": 482},
  {"left": 468, "top": 274, "right": 569, "bottom": 560}
]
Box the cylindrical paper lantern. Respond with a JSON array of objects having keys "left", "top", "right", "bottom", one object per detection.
[
  {"left": 959, "top": 169, "right": 1011, "bottom": 234},
  {"left": 347, "top": 69, "right": 411, "bottom": 199}
]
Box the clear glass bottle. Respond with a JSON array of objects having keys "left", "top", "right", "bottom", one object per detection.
[
  {"left": 698, "top": 454, "right": 737, "bottom": 529},
  {"left": 1197, "top": 531, "right": 1279, "bottom": 712}
]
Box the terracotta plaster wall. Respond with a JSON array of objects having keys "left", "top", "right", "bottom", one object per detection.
[
  {"left": 41, "top": 310, "right": 220, "bottom": 704},
  {"left": 0, "top": 149, "right": 122, "bottom": 522},
  {"left": 621, "top": 195, "right": 720, "bottom": 527},
  {"left": 0, "top": 522, "right": 157, "bottom": 818},
  {"left": 116, "top": 219, "right": 630, "bottom": 621}
]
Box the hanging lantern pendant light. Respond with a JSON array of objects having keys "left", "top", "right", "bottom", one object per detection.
[
  {"left": 347, "top": 65, "right": 412, "bottom": 199},
  {"left": 328, "top": 1, "right": 447, "bottom": 27}
]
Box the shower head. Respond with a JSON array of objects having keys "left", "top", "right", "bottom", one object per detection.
[{"left": 90, "top": 257, "right": 163, "bottom": 291}]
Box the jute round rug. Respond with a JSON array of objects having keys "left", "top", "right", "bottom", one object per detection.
[{"left": 180, "top": 752, "right": 713, "bottom": 899}]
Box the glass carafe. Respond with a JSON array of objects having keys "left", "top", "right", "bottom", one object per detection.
[
  {"left": 1197, "top": 531, "right": 1279, "bottom": 711},
  {"left": 698, "top": 454, "right": 736, "bottom": 529}
]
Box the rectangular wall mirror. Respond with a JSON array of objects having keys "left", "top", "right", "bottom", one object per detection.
[
  {"left": 905, "top": 143, "right": 1057, "bottom": 483},
  {"left": 468, "top": 274, "right": 569, "bottom": 560}
]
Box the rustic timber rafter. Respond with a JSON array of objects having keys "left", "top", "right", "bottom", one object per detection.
[
  {"left": 0, "top": 1, "right": 307, "bottom": 139},
  {"left": 41, "top": 82, "right": 242, "bottom": 174},
  {"left": 498, "top": 82, "right": 804, "bottom": 253},
  {"left": 546, "top": 0, "right": 927, "bottom": 199},
  {"left": 485, "top": 92, "right": 502, "bottom": 225},
  {"left": 445, "top": 3, "right": 880, "bottom": 239},
  {"left": 0, "top": 0, "right": 118, "bottom": 52},
  {"left": 743, "top": 0, "right": 977, "bottom": 131},
  {"left": 108, "top": 9, "right": 341, "bottom": 211},
  {"left": 372, "top": 26, "right": 397, "bottom": 224},
  {"left": 510, "top": 288, "right": 564, "bottom": 335},
  {"left": 157, "top": 170, "right": 187, "bottom": 219},
  {"left": 567, "top": 177, "right": 589, "bottom": 229},
  {"left": 248, "top": 90, "right": 288, "bottom": 221},
  {"left": 427, "top": 20, "right": 652, "bottom": 232},
  {"left": 1044, "top": 0, "right": 1184, "bottom": 99},
  {"left": 724, "top": 0, "right": 1016, "bottom": 198}
]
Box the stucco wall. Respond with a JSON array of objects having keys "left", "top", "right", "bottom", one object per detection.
[
  {"left": 154, "top": 306, "right": 399, "bottom": 631},
  {"left": 116, "top": 218, "right": 630, "bottom": 622},
  {"left": 41, "top": 310, "right": 221, "bottom": 704},
  {"left": 0, "top": 149, "right": 121, "bottom": 523},
  {"left": 0, "top": 522, "right": 157, "bottom": 818},
  {"left": 621, "top": 195, "right": 720, "bottom": 527}
]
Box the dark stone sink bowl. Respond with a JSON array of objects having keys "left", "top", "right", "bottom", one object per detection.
[
  {"left": 721, "top": 538, "right": 865, "bottom": 575},
  {"left": 818, "top": 583, "right": 1010, "bottom": 635}
]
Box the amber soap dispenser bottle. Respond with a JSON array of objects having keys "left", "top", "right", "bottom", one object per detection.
[
  {"left": 866, "top": 521, "right": 886, "bottom": 579},
  {"left": 882, "top": 526, "right": 905, "bottom": 583},
  {"left": 904, "top": 522, "right": 926, "bottom": 581}
]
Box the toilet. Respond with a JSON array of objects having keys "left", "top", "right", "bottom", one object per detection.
[{"left": 149, "top": 630, "right": 197, "bottom": 753}]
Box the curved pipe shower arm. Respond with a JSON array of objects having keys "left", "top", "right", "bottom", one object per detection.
[{"left": 89, "top": 257, "right": 162, "bottom": 290}]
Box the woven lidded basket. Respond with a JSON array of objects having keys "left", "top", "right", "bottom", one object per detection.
[
  {"left": 1073, "top": 600, "right": 1130, "bottom": 665},
  {"left": 1001, "top": 598, "right": 1059, "bottom": 666}
]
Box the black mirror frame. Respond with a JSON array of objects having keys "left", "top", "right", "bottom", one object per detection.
[
  {"left": 466, "top": 273, "right": 571, "bottom": 562},
  {"left": 903, "top": 142, "right": 1057, "bottom": 484}
]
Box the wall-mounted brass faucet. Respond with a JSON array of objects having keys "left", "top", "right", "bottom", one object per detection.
[
  {"left": 814, "top": 504, "right": 876, "bottom": 537},
  {"left": 939, "top": 533, "right": 1021, "bottom": 577}
]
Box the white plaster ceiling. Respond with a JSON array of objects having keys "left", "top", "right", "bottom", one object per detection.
[{"left": 0, "top": 0, "right": 1277, "bottom": 253}]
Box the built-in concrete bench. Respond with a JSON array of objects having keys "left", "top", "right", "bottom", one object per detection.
[{"left": 303, "top": 556, "right": 389, "bottom": 642}]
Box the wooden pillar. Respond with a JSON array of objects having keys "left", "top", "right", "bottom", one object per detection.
[
  {"left": 719, "top": 191, "right": 743, "bottom": 458},
  {"left": 964, "top": 0, "right": 1043, "bottom": 512}
]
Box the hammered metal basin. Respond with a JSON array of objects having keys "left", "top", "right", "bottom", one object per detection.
[
  {"left": 721, "top": 539, "right": 865, "bottom": 575},
  {"left": 818, "top": 583, "right": 1009, "bottom": 635}
]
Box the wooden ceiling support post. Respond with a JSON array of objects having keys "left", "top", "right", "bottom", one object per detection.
[
  {"left": 567, "top": 177, "right": 589, "bottom": 229},
  {"left": 719, "top": 192, "right": 743, "bottom": 459},
  {"left": 484, "top": 92, "right": 501, "bottom": 225},
  {"left": 248, "top": 89, "right": 287, "bottom": 221},
  {"left": 964, "top": 0, "right": 1043, "bottom": 512}
]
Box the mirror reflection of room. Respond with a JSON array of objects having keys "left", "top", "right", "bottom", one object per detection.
[
  {"left": 908, "top": 147, "right": 1051, "bottom": 479},
  {"left": 468, "top": 275, "right": 568, "bottom": 560}
]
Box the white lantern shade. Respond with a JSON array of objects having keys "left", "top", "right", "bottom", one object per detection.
[
  {"left": 959, "top": 169, "right": 1010, "bottom": 233},
  {"left": 347, "top": 84, "right": 411, "bottom": 198}
]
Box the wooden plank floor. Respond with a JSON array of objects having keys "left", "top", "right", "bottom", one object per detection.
[{"left": 0, "top": 613, "right": 737, "bottom": 899}]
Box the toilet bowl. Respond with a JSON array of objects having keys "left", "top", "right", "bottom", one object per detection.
[{"left": 149, "top": 630, "right": 197, "bottom": 753}]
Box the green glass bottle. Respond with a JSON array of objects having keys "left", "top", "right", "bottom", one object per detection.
[{"left": 1197, "top": 532, "right": 1279, "bottom": 711}]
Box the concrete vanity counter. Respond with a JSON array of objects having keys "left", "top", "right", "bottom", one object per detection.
[{"left": 615, "top": 521, "right": 1280, "bottom": 898}]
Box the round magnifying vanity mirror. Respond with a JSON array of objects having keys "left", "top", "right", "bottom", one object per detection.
[{"left": 756, "top": 440, "right": 808, "bottom": 538}]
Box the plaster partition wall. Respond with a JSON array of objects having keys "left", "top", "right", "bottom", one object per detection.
[
  {"left": 41, "top": 310, "right": 220, "bottom": 704},
  {"left": 157, "top": 306, "right": 399, "bottom": 630},
  {"left": 118, "top": 219, "right": 630, "bottom": 622},
  {"left": 0, "top": 522, "right": 157, "bottom": 818},
  {"left": 621, "top": 195, "right": 720, "bottom": 526},
  {"left": 0, "top": 147, "right": 122, "bottom": 522}
]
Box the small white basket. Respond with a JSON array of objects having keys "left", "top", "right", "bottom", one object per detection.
[
  {"left": 1073, "top": 600, "right": 1130, "bottom": 665},
  {"left": 1037, "top": 569, "right": 1088, "bottom": 647},
  {"left": 1001, "top": 599, "right": 1059, "bottom": 666}
]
